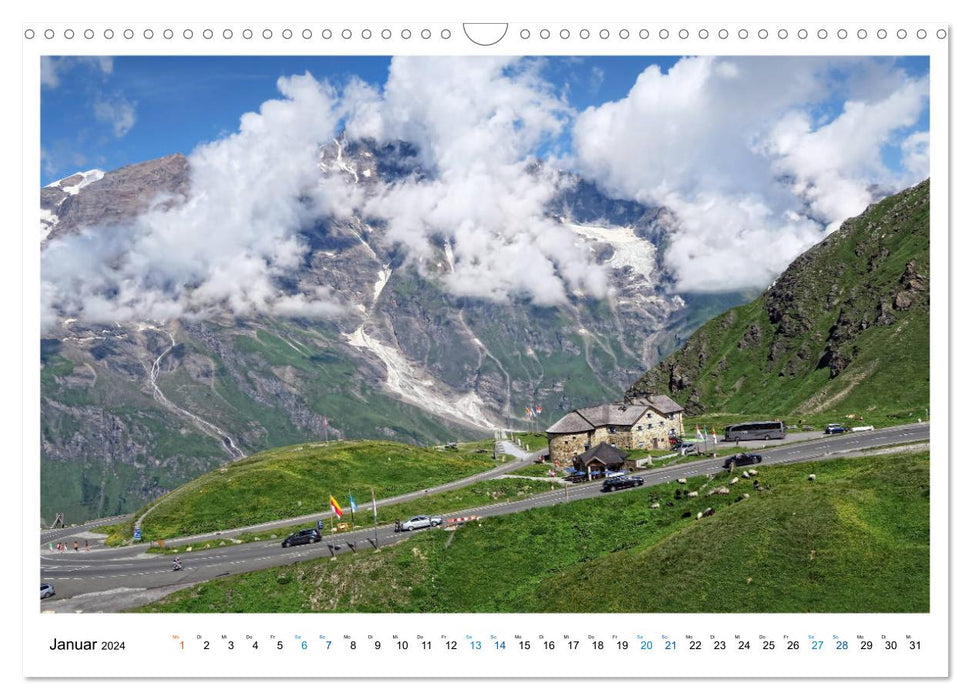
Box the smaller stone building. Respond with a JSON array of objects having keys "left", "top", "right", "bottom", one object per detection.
[
  {"left": 574, "top": 442, "right": 628, "bottom": 471},
  {"left": 545, "top": 396, "right": 685, "bottom": 466}
]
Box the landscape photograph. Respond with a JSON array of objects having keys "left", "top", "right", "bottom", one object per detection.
[{"left": 38, "top": 54, "right": 931, "bottom": 614}]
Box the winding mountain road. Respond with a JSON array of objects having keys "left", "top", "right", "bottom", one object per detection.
[{"left": 39, "top": 423, "right": 929, "bottom": 612}]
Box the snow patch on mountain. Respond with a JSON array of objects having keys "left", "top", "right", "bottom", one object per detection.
[
  {"left": 40, "top": 209, "right": 59, "bottom": 241},
  {"left": 345, "top": 324, "right": 499, "bottom": 431},
  {"left": 45, "top": 169, "right": 105, "bottom": 195},
  {"left": 564, "top": 222, "right": 658, "bottom": 287}
]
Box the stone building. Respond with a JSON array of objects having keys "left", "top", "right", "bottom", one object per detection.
[{"left": 545, "top": 396, "right": 685, "bottom": 466}]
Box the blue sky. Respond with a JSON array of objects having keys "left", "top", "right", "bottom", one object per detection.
[
  {"left": 41, "top": 55, "right": 928, "bottom": 182},
  {"left": 42, "top": 56, "right": 680, "bottom": 178}
]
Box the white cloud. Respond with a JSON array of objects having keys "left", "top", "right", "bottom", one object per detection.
[
  {"left": 901, "top": 131, "right": 930, "bottom": 183},
  {"left": 346, "top": 56, "right": 608, "bottom": 306},
  {"left": 41, "top": 56, "right": 113, "bottom": 89},
  {"left": 42, "top": 73, "right": 351, "bottom": 327},
  {"left": 760, "top": 77, "right": 929, "bottom": 224},
  {"left": 571, "top": 57, "right": 929, "bottom": 292},
  {"left": 94, "top": 95, "right": 137, "bottom": 137}
]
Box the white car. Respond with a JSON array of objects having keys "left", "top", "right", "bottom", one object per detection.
[
  {"left": 850, "top": 425, "right": 875, "bottom": 432},
  {"left": 399, "top": 515, "right": 444, "bottom": 531}
]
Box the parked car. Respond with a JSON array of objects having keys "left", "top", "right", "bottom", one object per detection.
[
  {"left": 824, "top": 424, "right": 849, "bottom": 434},
  {"left": 601, "top": 475, "right": 644, "bottom": 492},
  {"left": 40, "top": 583, "right": 55, "bottom": 599},
  {"left": 398, "top": 515, "right": 444, "bottom": 532},
  {"left": 723, "top": 453, "right": 762, "bottom": 469},
  {"left": 281, "top": 528, "right": 321, "bottom": 548}
]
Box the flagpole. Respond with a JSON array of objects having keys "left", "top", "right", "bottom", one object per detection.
[
  {"left": 371, "top": 488, "right": 378, "bottom": 550},
  {"left": 349, "top": 494, "right": 355, "bottom": 527}
]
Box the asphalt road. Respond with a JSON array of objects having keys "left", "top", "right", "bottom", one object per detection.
[{"left": 39, "top": 422, "right": 928, "bottom": 612}]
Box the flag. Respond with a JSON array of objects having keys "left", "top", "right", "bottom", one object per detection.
[
  {"left": 536, "top": 406, "right": 543, "bottom": 414},
  {"left": 329, "top": 495, "right": 343, "bottom": 518},
  {"left": 371, "top": 488, "right": 378, "bottom": 519},
  {"left": 696, "top": 425, "right": 703, "bottom": 440},
  {"left": 711, "top": 428, "right": 718, "bottom": 444},
  {"left": 323, "top": 416, "right": 329, "bottom": 429},
  {"left": 349, "top": 494, "right": 358, "bottom": 513},
  {"left": 525, "top": 407, "right": 534, "bottom": 417}
]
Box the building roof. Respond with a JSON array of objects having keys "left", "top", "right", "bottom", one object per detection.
[
  {"left": 576, "top": 441, "right": 628, "bottom": 467},
  {"left": 633, "top": 394, "right": 684, "bottom": 415},
  {"left": 576, "top": 403, "right": 647, "bottom": 428},
  {"left": 546, "top": 394, "right": 683, "bottom": 435},
  {"left": 545, "top": 412, "right": 595, "bottom": 434}
]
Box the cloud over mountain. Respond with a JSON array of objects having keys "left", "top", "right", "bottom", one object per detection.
[
  {"left": 570, "top": 56, "right": 929, "bottom": 292},
  {"left": 42, "top": 74, "right": 351, "bottom": 328},
  {"left": 346, "top": 57, "right": 607, "bottom": 305},
  {"left": 41, "top": 56, "right": 930, "bottom": 327}
]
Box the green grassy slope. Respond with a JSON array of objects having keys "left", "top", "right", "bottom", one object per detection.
[
  {"left": 130, "top": 440, "right": 496, "bottom": 540},
  {"left": 137, "top": 450, "right": 929, "bottom": 613},
  {"left": 627, "top": 180, "right": 930, "bottom": 425}
]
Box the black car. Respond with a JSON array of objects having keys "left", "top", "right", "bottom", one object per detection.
[
  {"left": 824, "top": 424, "right": 849, "bottom": 434},
  {"left": 601, "top": 475, "right": 644, "bottom": 492},
  {"left": 723, "top": 453, "right": 762, "bottom": 469},
  {"left": 282, "top": 528, "right": 321, "bottom": 547}
]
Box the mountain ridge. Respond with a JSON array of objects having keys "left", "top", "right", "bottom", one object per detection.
[
  {"left": 40, "top": 143, "right": 742, "bottom": 522},
  {"left": 626, "top": 178, "right": 930, "bottom": 422}
]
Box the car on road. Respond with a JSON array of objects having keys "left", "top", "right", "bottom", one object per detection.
[
  {"left": 281, "top": 528, "right": 321, "bottom": 548},
  {"left": 601, "top": 475, "right": 644, "bottom": 492},
  {"left": 398, "top": 515, "right": 444, "bottom": 532},
  {"left": 824, "top": 424, "right": 849, "bottom": 434},
  {"left": 41, "top": 583, "right": 55, "bottom": 599},
  {"left": 723, "top": 453, "right": 762, "bottom": 469}
]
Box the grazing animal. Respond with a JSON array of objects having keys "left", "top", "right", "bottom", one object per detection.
[
  {"left": 677, "top": 478, "right": 687, "bottom": 485},
  {"left": 742, "top": 493, "right": 750, "bottom": 499},
  {"left": 696, "top": 512, "right": 703, "bottom": 520},
  {"left": 666, "top": 501, "right": 674, "bottom": 507},
  {"left": 730, "top": 477, "right": 739, "bottom": 485},
  {"left": 808, "top": 474, "right": 816, "bottom": 481},
  {"left": 742, "top": 470, "right": 750, "bottom": 478},
  {"left": 682, "top": 511, "right": 693, "bottom": 519},
  {"left": 650, "top": 502, "right": 660, "bottom": 509},
  {"left": 703, "top": 507, "right": 715, "bottom": 518},
  {"left": 687, "top": 491, "right": 699, "bottom": 498},
  {"left": 749, "top": 469, "right": 758, "bottom": 476}
]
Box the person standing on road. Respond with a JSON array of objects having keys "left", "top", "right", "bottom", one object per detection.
[
  {"left": 73, "top": 540, "right": 78, "bottom": 553},
  {"left": 84, "top": 540, "right": 89, "bottom": 552}
]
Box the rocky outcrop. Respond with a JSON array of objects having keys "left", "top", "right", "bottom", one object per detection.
[{"left": 42, "top": 154, "right": 189, "bottom": 243}]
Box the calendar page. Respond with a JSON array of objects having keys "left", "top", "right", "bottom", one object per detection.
[{"left": 16, "top": 0, "right": 955, "bottom": 688}]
